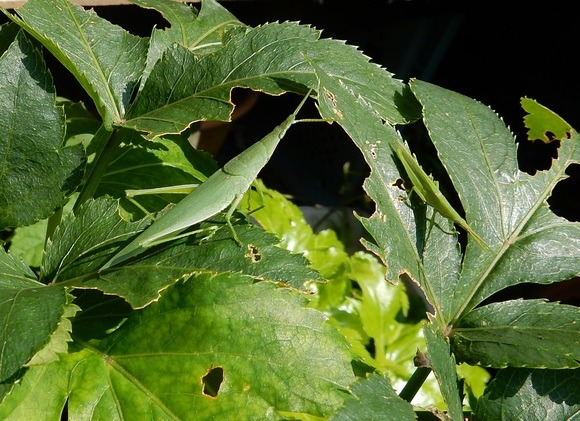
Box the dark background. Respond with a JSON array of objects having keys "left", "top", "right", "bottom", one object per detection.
[{"left": 2, "top": 0, "right": 578, "bottom": 303}]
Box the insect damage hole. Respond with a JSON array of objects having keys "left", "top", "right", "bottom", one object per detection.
[
  {"left": 245, "top": 244, "right": 262, "bottom": 263},
  {"left": 201, "top": 366, "right": 224, "bottom": 398}
]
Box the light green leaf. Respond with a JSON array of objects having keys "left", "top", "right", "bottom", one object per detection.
[
  {"left": 2, "top": 274, "right": 355, "bottom": 419},
  {"left": 5, "top": 0, "right": 148, "bottom": 128},
  {"left": 0, "top": 248, "right": 66, "bottom": 383},
  {"left": 475, "top": 368, "right": 580, "bottom": 420},
  {"left": 452, "top": 299, "right": 580, "bottom": 369},
  {"left": 331, "top": 373, "right": 416, "bottom": 421},
  {"left": 522, "top": 97, "right": 572, "bottom": 143},
  {"left": 0, "top": 30, "right": 84, "bottom": 230},
  {"left": 124, "top": 21, "right": 417, "bottom": 138},
  {"left": 410, "top": 80, "right": 580, "bottom": 323}
]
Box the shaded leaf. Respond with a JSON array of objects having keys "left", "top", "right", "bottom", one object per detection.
[
  {"left": 0, "top": 31, "right": 84, "bottom": 230},
  {"left": 5, "top": 0, "right": 148, "bottom": 127},
  {"left": 0, "top": 248, "right": 66, "bottom": 382},
  {"left": 331, "top": 373, "right": 416, "bottom": 421},
  {"left": 1, "top": 274, "right": 355, "bottom": 419},
  {"left": 96, "top": 129, "right": 217, "bottom": 219},
  {"left": 42, "top": 197, "right": 152, "bottom": 285},
  {"left": 476, "top": 368, "right": 580, "bottom": 420},
  {"left": 452, "top": 299, "right": 580, "bottom": 369}
]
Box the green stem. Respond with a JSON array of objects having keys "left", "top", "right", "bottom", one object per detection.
[
  {"left": 398, "top": 366, "right": 432, "bottom": 403},
  {"left": 74, "top": 124, "right": 115, "bottom": 213}
]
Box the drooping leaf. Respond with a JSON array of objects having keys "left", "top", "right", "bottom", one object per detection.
[
  {"left": 452, "top": 299, "right": 580, "bottom": 369},
  {"left": 475, "top": 368, "right": 580, "bottom": 420},
  {"left": 123, "top": 20, "right": 419, "bottom": 138},
  {"left": 4, "top": 0, "right": 149, "bottom": 128},
  {"left": 0, "top": 248, "right": 67, "bottom": 383},
  {"left": 1, "top": 274, "right": 355, "bottom": 419},
  {"left": 330, "top": 373, "right": 417, "bottom": 421},
  {"left": 0, "top": 31, "right": 84, "bottom": 230}
]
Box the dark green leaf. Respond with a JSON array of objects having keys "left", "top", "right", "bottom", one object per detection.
[
  {"left": 133, "top": 0, "right": 243, "bottom": 87},
  {"left": 331, "top": 373, "right": 416, "bottom": 421},
  {"left": 476, "top": 368, "right": 580, "bottom": 420},
  {"left": 124, "top": 21, "right": 416, "bottom": 138},
  {"left": 0, "top": 31, "right": 84, "bottom": 230},
  {"left": 452, "top": 299, "right": 580, "bottom": 369},
  {"left": 6, "top": 0, "right": 148, "bottom": 127},
  {"left": 410, "top": 80, "right": 580, "bottom": 323},
  {"left": 424, "top": 324, "right": 464, "bottom": 421},
  {"left": 0, "top": 248, "right": 66, "bottom": 382}
]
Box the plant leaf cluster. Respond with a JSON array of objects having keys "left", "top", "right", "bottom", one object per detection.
[{"left": 0, "top": 0, "right": 578, "bottom": 419}]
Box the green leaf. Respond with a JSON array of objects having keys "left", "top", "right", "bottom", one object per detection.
[
  {"left": 452, "top": 299, "right": 580, "bottom": 369},
  {"left": 0, "top": 248, "right": 67, "bottom": 383},
  {"left": 5, "top": 0, "right": 148, "bottom": 128},
  {"left": 475, "top": 368, "right": 580, "bottom": 420},
  {"left": 133, "top": 0, "right": 243, "bottom": 87},
  {"left": 1, "top": 274, "right": 355, "bottom": 419},
  {"left": 124, "top": 21, "right": 417, "bottom": 138},
  {"left": 45, "top": 197, "right": 320, "bottom": 308},
  {"left": 409, "top": 80, "right": 580, "bottom": 323},
  {"left": 42, "top": 197, "right": 152, "bottom": 285},
  {"left": 0, "top": 31, "right": 84, "bottom": 230},
  {"left": 96, "top": 130, "right": 218, "bottom": 219},
  {"left": 424, "top": 324, "right": 464, "bottom": 421},
  {"left": 330, "top": 373, "right": 416, "bottom": 421},
  {"left": 26, "top": 295, "right": 79, "bottom": 366},
  {"left": 522, "top": 97, "right": 572, "bottom": 143}
]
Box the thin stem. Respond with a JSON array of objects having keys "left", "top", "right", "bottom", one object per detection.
[
  {"left": 74, "top": 124, "right": 115, "bottom": 213},
  {"left": 399, "top": 366, "right": 432, "bottom": 403}
]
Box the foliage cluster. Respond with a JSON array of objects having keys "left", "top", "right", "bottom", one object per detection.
[{"left": 0, "top": 0, "right": 578, "bottom": 419}]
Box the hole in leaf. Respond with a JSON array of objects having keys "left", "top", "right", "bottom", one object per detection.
[
  {"left": 202, "top": 366, "right": 224, "bottom": 397},
  {"left": 245, "top": 244, "right": 262, "bottom": 263}
]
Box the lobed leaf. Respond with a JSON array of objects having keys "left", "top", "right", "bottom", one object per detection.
[
  {"left": 45, "top": 197, "right": 321, "bottom": 308},
  {"left": 409, "top": 80, "right": 580, "bottom": 323},
  {"left": 0, "top": 30, "right": 84, "bottom": 230},
  {"left": 451, "top": 299, "right": 580, "bottom": 369},
  {"left": 123, "top": 20, "right": 418, "bottom": 138},
  {"left": 1, "top": 274, "right": 355, "bottom": 419}
]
